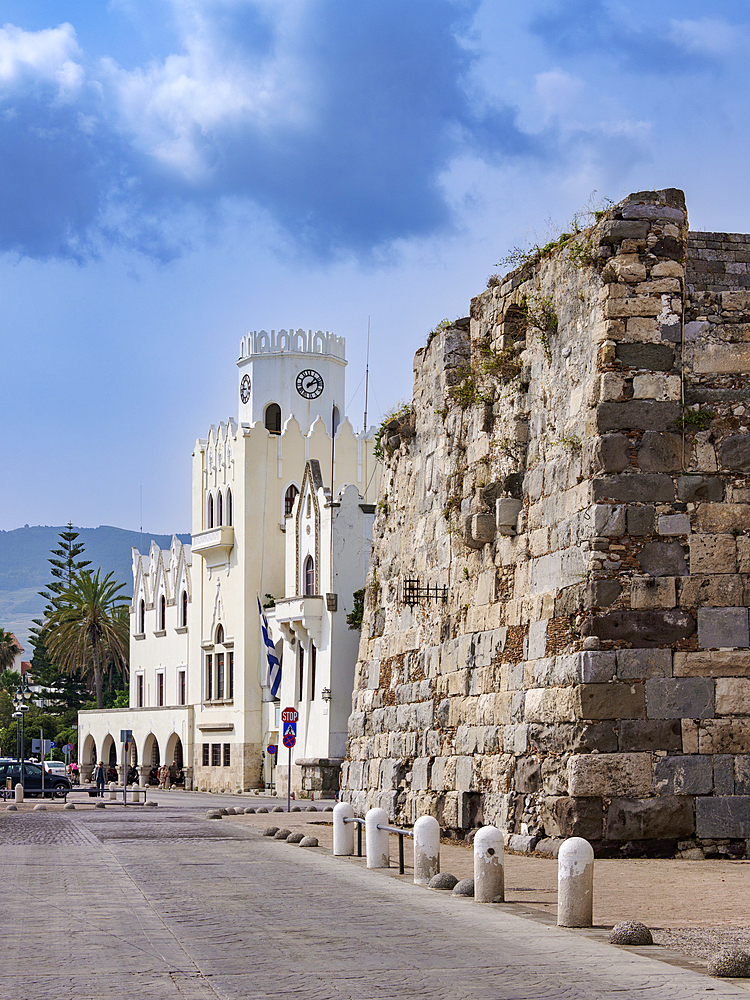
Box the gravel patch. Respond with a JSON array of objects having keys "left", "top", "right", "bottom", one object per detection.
[{"left": 653, "top": 927, "right": 750, "bottom": 963}]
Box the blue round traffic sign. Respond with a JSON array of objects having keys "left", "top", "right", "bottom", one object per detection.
[{"left": 267, "top": 744, "right": 277, "bottom": 755}]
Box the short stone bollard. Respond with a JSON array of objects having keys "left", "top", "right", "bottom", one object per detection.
[
  {"left": 14, "top": 783, "right": 23, "bottom": 803},
  {"left": 474, "top": 826, "right": 505, "bottom": 903},
  {"left": 413, "top": 815, "right": 440, "bottom": 886},
  {"left": 557, "top": 837, "right": 594, "bottom": 927},
  {"left": 131, "top": 787, "right": 141, "bottom": 803},
  {"left": 333, "top": 802, "right": 354, "bottom": 856},
  {"left": 365, "top": 807, "right": 389, "bottom": 869},
  {"left": 109, "top": 781, "right": 117, "bottom": 801}
]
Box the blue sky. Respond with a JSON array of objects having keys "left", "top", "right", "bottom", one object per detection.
[{"left": 2, "top": 0, "right": 749, "bottom": 534}]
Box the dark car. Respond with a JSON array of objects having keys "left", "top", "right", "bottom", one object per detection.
[{"left": 0, "top": 761, "right": 71, "bottom": 798}]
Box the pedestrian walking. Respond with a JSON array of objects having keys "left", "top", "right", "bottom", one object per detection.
[
  {"left": 158, "top": 763, "right": 169, "bottom": 789},
  {"left": 94, "top": 761, "right": 106, "bottom": 797},
  {"left": 168, "top": 760, "right": 178, "bottom": 790}
]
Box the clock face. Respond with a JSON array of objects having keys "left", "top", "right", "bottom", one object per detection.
[
  {"left": 296, "top": 369, "right": 324, "bottom": 399},
  {"left": 240, "top": 374, "right": 251, "bottom": 403}
]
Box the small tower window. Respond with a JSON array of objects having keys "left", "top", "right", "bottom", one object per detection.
[
  {"left": 226, "top": 488, "right": 233, "bottom": 526},
  {"left": 139, "top": 599, "right": 145, "bottom": 634},
  {"left": 304, "top": 555, "right": 315, "bottom": 596},
  {"left": 265, "top": 403, "right": 281, "bottom": 434},
  {"left": 217, "top": 490, "right": 223, "bottom": 526},
  {"left": 159, "top": 594, "right": 166, "bottom": 631},
  {"left": 207, "top": 493, "right": 214, "bottom": 529},
  {"left": 285, "top": 484, "right": 299, "bottom": 517},
  {"left": 306, "top": 495, "right": 311, "bottom": 518},
  {"left": 216, "top": 624, "right": 224, "bottom": 644},
  {"left": 181, "top": 590, "right": 188, "bottom": 628}
]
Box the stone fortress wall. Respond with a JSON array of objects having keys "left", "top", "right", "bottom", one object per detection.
[{"left": 341, "top": 188, "right": 750, "bottom": 858}]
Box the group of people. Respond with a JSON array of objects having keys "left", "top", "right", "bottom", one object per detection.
[{"left": 92, "top": 759, "right": 183, "bottom": 794}]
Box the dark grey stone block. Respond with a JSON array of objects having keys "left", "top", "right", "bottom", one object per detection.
[
  {"left": 606, "top": 796, "right": 695, "bottom": 840},
  {"left": 654, "top": 755, "right": 713, "bottom": 794},
  {"left": 736, "top": 757, "right": 750, "bottom": 795},
  {"left": 583, "top": 580, "right": 622, "bottom": 608},
  {"left": 592, "top": 475, "right": 675, "bottom": 504},
  {"left": 619, "top": 719, "right": 682, "bottom": 752},
  {"left": 720, "top": 435, "right": 750, "bottom": 471},
  {"left": 698, "top": 607, "right": 750, "bottom": 649},
  {"left": 677, "top": 476, "right": 724, "bottom": 502},
  {"left": 616, "top": 648, "right": 672, "bottom": 679},
  {"left": 714, "top": 755, "right": 735, "bottom": 796},
  {"left": 696, "top": 796, "right": 750, "bottom": 838},
  {"left": 651, "top": 235, "right": 683, "bottom": 259},
  {"left": 596, "top": 401, "right": 681, "bottom": 433},
  {"left": 600, "top": 220, "right": 650, "bottom": 243},
  {"left": 638, "top": 432, "right": 684, "bottom": 473},
  {"left": 622, "top": 203, "right": 685, "bottom": 223},
  {"left": 587, "top": 609, "right": 695, "bottom": 647},
  {"left": 627, "top": 505, "right": 655, "bottom": 536},
  {"left": 515, "top": 758, "right": 541, "bottom": 792},
  {"left": 616, "top": 343, "right": 675, "bottom": 371},
  {"left": 592, "top": 434, "right": 631, "bottom": 474},
  {"left": 540, "top": 796, "right": 603, "bottom": 841},
  {"left": 637, "top": 541, "right": 688, "bottom": 577},
  {"left": 646, "top": 677, "right": 714, "bottom": 719},
  {"left": 661, "top": 323, "right": 681, "bottom": 343}
]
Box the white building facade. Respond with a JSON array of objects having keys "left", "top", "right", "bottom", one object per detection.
[{"left": 78, "top": 329, "right": 379, "bottom": 792}]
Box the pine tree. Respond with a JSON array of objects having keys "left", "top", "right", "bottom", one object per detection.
[{"left": 29, "top": 524, "right": 92, "bottom": 720}]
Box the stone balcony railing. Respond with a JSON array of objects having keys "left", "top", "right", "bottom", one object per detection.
[{"left": 191, "top": 526, "right": 234, "bottom": 560}]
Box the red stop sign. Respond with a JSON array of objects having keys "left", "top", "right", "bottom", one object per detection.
[{"left": 281, "top": 707, "right": 298, "bottom": 723}]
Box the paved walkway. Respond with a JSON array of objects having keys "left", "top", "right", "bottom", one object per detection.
[{"left": 0, "top": 800, "right": 749, "bottom": 999}]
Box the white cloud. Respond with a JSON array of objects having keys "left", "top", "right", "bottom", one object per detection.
[
  {"left": 535, "top": 68, "right": 584, "bottom": 121},
  {"left": 0, "top": 22, "right": 83, "bottom": 94},
  {"left": 669, "top": 17, "right": 744, "bottom": 57}
]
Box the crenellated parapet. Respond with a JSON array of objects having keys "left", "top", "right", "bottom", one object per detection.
[{"left": 238, "top": 328, "right": 346, "bottom": 360}]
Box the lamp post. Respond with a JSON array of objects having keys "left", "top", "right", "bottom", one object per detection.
[{"left": 13, "top": 675, "right": 32, "bottom": 787}]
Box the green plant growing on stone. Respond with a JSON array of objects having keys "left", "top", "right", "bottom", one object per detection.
[
  {"left": 522, "top": 293, "right": 557, "bottom": 362},
  {"left": 426, "top": 317, "right": 453, "bottom": 347},
  {"left": 567, "top": 239, "right": 595, "bottom": 270},
  {"left": 556, "top": 435, "right": 582, "bottom": 451},
  {"left": 676, "top": 408, "right": 714, "bottom": 430},
  {"left": 462, "top": 567, "right": 469, "bottom": 579},
  {"left": 374, "top": 401, "right": 412, "bottom": 459},
  {"left": 448, "top": 342, "right": 522, "bottom": 409},
  {"left": 346, "top": 588, "right": 365, "bottom": 631},
  {"left": 486, "top": 273, "right": 502, "bottom": 288}
]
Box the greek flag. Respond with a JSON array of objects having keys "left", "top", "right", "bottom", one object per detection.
[{"left": 258, "top": 596, "right": 281, "bottom": 698}]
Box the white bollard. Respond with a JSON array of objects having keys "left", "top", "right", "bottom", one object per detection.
[
  {"left": 109, "top": 781, "right": 117, "bottom": 801},
  {"left": 413, "top": 816, "right": 440, "bottom": 885},
  {"left": 474, "top": 826, "right": 505, "bottom": 902},
  {"left": 14, "top": 783, "right": 23, "bottom": 804},
  {"left": 333, "top": 802, "right": 354, "bottom": 856},
  {"left": 131, "top": 786, "right": 141, "bottom": 803},
  {"left": 557, "top": 837, "right": 594, "bottom": 927},
  {"left": 365, "top": 807, "right": 389, "bottom": 869}
]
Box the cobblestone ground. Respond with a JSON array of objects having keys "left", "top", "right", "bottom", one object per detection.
[{"left": 1, "top": 807, "right": 748, "bottom": 1000}]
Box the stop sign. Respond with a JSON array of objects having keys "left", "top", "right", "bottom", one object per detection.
[{"left": 281, "top": 706, "right": 299, "bottom": 723}]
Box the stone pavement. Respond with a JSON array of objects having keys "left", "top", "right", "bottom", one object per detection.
[{"left": 0, "top": 801, "right": 749, "bottom": 999}]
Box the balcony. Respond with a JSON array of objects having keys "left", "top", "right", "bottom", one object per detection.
[
  {"left": 274, "top": 595, "right": 324, "bottom": 645},
  {"left": 191, "top": 526, "right": 234, "bottom": 561}
]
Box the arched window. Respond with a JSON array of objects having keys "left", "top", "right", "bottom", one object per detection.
[
  {"left": 139, "top": 599, "right": 145, "bottom": 634},
  {"left": 332, "top": 406, "right": 340, "bottom": 435},
  {"left": 181, "top": 590, "right": 188, "bottom": 628},
  {"left": 265, "top": 403, "right": 281, "bottom": 434},
  {"left": 304, "top": 555, "right": 315, "bottom": 596},
  {"left": 216, "top": 624, "right": 224, "bottom": 644},
  {"left": 207, "top": 493, "right": 214, "bottom": 529},
  {"left": 226, "top": 488, "right": 232, "bottom": 526},
  {"left": 285, "top": 484, "right": 299, "bottom": 517},
  {"left": 159, "top": 594, "right": 166, "bottom": 630},
  {"left": 217, "top": 490, "right": 223, "bottom": 526}
]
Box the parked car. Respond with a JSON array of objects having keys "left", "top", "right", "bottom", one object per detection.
[
  {"left": 44, "top": 760, "right": 68, "bottom": 777},
  {"left": 0, "top": 761, "right": 71, "bottom": 798}
]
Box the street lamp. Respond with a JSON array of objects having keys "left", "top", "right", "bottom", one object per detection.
[{"left": 13, "top": 675, "right": 32, "bottom": 787}]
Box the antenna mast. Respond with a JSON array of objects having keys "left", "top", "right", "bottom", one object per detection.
[{"left": 363, "top": 316, "right": 370, "bottom": 432}]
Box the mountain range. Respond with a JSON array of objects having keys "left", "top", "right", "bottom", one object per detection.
[{"left": 0, "top": 525, "right": 190, "bottom": 656}]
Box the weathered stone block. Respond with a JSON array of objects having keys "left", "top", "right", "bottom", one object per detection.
[
  {"left": 575, "top": 683, "right": 646, "bottom": 720},
  {"left": 637, "top": 541, "right": 688, "bottom": 577},
  {"left": 638, "top": 432, "right": 683, "bottom": 473},
  {"left": 714, "top": 755, "right": 735, "bottom": 796},
  {"left": 677, "top": 476, "right": 724, "bottom": 503},
  {"left": 689, "top": 534, "right": 737, "bottom": 575},
  {"left": 606, "top": 796, "right": 694, "bottom": 841},
  {"left": 596, "top": 401, "right": 681, "bottom": 433},
  {"left": 735, "top": 756, "right": 750, "bottom": 795},
  {"left": 619, "top": 719, "right": 681, "bottom": 752},
  {"left": 588, "top": 609, "right": 695, "bottom": 647},
  {"left": 696, "top": 797, "right": 750, "bottom": 838},
  {"left": 591, "top": 435, "right": 631, "bottom": 474},
  {"left": 632, "top": 373, "right": 681, "bottom": 400},
  {"left": 540, "top": 796, "right": 603, "bottom": 841},
  {"left": 525, "top": 620, "right": 548, "bottom": 660},
  {"left": 698, "top": 607, "right": 749, "bottom": 649},
  {"left": 696, "top": 503, "right": 750, "bottom": 533},
  {"left": 412, "top": 757, "right": 431, "bottom": 791},
  {"left": 646, "top": 677, "right": 714, "bottom": 719},
  {"left": 515, "top": 757, "right": 541, "bottom": 792},
  {"left": 583, "top": 580, "right": 622, "bottom": 608},
  {"left": 605, "top": 296, "right": 662, "bottom": 319},
  {"left": 592, "top": 474, "right": 675, "bottom": 504},
  {"left": 674, "top": 650, "right": 750, "bottom": 677},
  {"left": 698, "top": 719, "right": 750, "bottom": 754},
  {"left": 739, "top": 536, "right": 750, "bottom": 575},
  {"left": 653, "top": 755, "right": 713, "bottom": 795},
  {"left": 541, "top": 756, "right": 568, "bottom": 795},
  {"left": 593, "top": 503, "right": 627, "bottom": 536},
  {"left": 577, "top": 651, "right": 617, "bottom": 683},
  {"left": 658, "top": 513, "right": 690, "bottom": 536},
  {"left": 524, "top": 688, "right": 577, "bottom": 724},
  {"left": 627, "top": 505, "right": 655, "bottom": 536},
  {"left": 715, "top": 677, "right": 750, "bottom": 716},
  {"left": 720, "top": 435, "right": 750, "bottom": 471},
  {"left": 600, "top": 220, "right": 650, "bottom": 243},
  {"left": 630, "top": 576, "right": 676, "bottom": 609},
  {"left": 616, "top": 343, "right": 675, "bottom": 371},
  {"left": 568, "top": 753, "right": 652, "bottom": 797},
  {"left": 622, "top": 203, "right": 685, "bottom": 222},
  {"left": 678, "top": 574, "right": 744, "bottom": 609},
  {"left": 616, "top": 647, "right": 672, "bottom": 679}
]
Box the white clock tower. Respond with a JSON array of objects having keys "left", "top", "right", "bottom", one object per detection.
[{"left": 237, "top": 328, "right": 347, "bottom": 435}]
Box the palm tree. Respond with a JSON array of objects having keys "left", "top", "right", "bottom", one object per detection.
[
  {"left": 45, "top": 570, "right": 129, "bottom": 709},
  {"left": 0, "top": 628, "right": 20, "bottom": 671}
]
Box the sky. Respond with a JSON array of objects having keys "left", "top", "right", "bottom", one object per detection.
[{"left": 2, "top": 0, "right": 750, "bottom": 535}]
